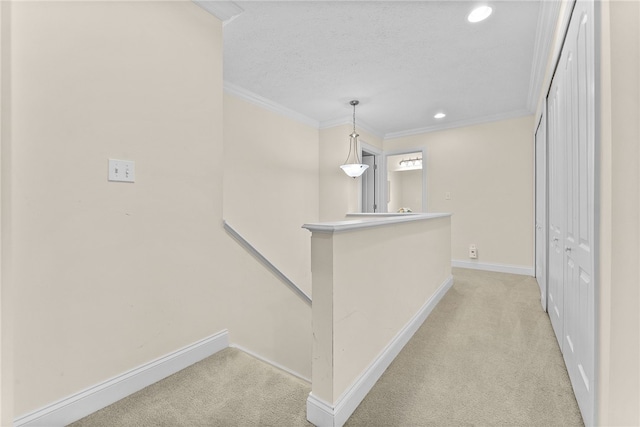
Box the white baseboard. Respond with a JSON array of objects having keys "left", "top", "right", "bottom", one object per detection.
[
  {"left": 307, "top": 393, "right": 338, "bottom": 427},
  {"left": 307, "top": 275, "right": 454, "bottom": 427},
  {"left": 452, "top": 259, "right": 534, "bottom": 276},
  {"left": 15, "top": 330, "right": 229, "bottom": 427},
  {"left": 230, "top": 344, "right": 311, "bottom": 384}
]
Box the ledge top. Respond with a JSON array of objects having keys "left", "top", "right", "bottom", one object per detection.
[{"left": 302, "top": 212, "right": 451, "bottom": 234}]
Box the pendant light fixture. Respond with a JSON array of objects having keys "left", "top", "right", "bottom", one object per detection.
[{"left": 340, "top": 100, "right": 369, "bottom": 178}]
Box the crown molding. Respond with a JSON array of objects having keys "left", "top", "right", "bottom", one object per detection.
[
  {"left": 223, "top": 81, "right": 320, "bottom": 129},
  {"left": 319, "top": 117, "right": 385, "bottom": 140},
  {"left": 526, "top": 0, "right": 562, "bottom": 112},
  {"left": 384, "top": 109, "right": 533, "bottom": 140},
  {"left": 192, "top": 1, "right": 244, "bottom": 25},
  {"left": 225, "top": 82, "right": 533, "bottom": 140}
]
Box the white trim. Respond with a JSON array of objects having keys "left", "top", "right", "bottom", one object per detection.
[
  {"left": 224, "top": 82, "right": 536, "bottom": 140},
  {"left": 360, "top": 142, "right": 382, "bottom": 157},
  {"left": 307, "top": 394, "right": 337, "bottom": 427},
  {"left": 14, "top": 330, "right": 229, "bottom": 427},
  {"left": 302, "top": 213, "right": 450, "bottom": 234},
  {"left": 384, "top": 109, "right": 532, "bottom": 140},
  {"left": 306, "top": 275, "right": 454, "bottom": 427},
  {"left": 192, "top": 1, "right": 244, "bottom": 25},
  {"left": 229, "top": 344, "right": 311, "bottom": 384},
  {"left": 318, "top": 116, "right": 350, "bottom": 130},
  {"left": 223, "top": 81, "right": 319, "bottom": 129},
  {"left": 319, "top": 117, "right": 385, "bottom": 140},
  {"left": 223, "top": 220, "right": 312, "bottom": 305},
  {"left": 452, "top": 259, "right": 534, "bottom": 276}
]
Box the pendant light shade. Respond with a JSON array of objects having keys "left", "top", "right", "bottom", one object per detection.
[
  {"left": 340, "top": 163, "right": 368, "bottom": 177},
  {"left": 340, "top": 100, "right": 369, "bottom": 178}
]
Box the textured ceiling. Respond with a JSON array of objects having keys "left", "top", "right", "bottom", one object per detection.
[{"left": 222, "top": 1, "right": 542, "bottom": 137}]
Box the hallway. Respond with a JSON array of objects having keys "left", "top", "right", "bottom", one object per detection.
[
  {"left": 71, "top": 269, "right": 583, "bottom": 426},
  {"left": 347, "top": 268, "right": 583, "bottom": 425}
]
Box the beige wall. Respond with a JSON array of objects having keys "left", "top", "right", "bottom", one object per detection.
[
  {"left": 223, "top": 94, "right": 318, "bottom": 294},
  {"left": 10, "top": 0, "right": 638, "bottom": 423},
  {"left": 387, "top": 170, "right": 402, "bottom": 213},
  {"left": 223, "top": 93, "right": 317, "bottom": 378},
  {"left": 0, "top": 1, "right": 11, "bottom": 424},
  {"left": 309, "top": 216, "right": 451, "bottom": 403},
  {"left": 388, "top": 169, "right": 423, "bottom": 213},
  {"left": 385, "top": 116, "right": 535, "bottom": 268},
  {"left": 7, "top": 1, "right": 227, "bottom": 417},
  {"left": 597, "top": 0, "right": 640, "bottom": 424},
  {"left": 319, "top": 125, "right": 383, "bottom": 222}
]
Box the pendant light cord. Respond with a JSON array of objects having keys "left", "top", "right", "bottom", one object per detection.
[
  {"left": 342, "top": 100, "right": 361, "bottom": 165},
  {"left": 353, "top": 102, "right": 357, "bottom": 135}
]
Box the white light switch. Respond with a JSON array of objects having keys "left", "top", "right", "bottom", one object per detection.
[
  {"left": 445, "top": 192, "right": 451, "bottom": 200},
  {"left": 108, "top": 159, "right": 135, "bottom": 183}
]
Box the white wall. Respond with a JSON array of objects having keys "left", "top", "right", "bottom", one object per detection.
[
  {"left": 223, "top": 93, "right": 317, "bottom": 378},
  {"left": 5, "top": 1, "right": 227, "bottom": 417},
  {"left": 384, "top": 116, "right": 535, "bottom": 269}
]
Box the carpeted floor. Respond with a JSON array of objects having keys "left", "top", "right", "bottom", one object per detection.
[
  {"left": 69, "top": 348, "right": 311, "bottom": 427},
  {"left": 69, "top": 268, "right": 583, "bottom": 426},
  {"left": 345, "top": 268, "right": 583, "bottom": 426}
]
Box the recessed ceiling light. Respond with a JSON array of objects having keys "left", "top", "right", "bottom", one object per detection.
[
  {"left": 467, "top": 5, "right": 492, "bottom": 23},
  {"left": 434, "top": 112, "right": 446, "bottom": 119}
]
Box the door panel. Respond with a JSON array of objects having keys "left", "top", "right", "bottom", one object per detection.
[
  {"left": 547, "top": 74, "right": 564, "bottom": 350},
  {"left": 561, "top": 3, "right": 595, "bottom": 423},
  {"left": 535, "top": 107, "right": 548, "bottom": 311},
  {"left": 545, "top": 1, "right": 595, "bottom": 424}
]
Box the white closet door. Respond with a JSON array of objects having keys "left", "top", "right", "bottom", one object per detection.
[
  {"left": 545, "top": 1, "right": 595, "bottom": 424},
  {"left": 561, "top": 1, "right": 595, "bottom": 423},
  {"left": 547, "top": 72, "right": 565, "bottom": 350}
]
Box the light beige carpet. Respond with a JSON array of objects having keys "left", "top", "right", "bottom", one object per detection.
[
  {"left": 69, "top": 348, "right": 312, "bottom": 427},
  {"left": 346, "top": 268, "right": 584, "bottom": 426},
  {"left": 70, "top": 268, "right": 583, "bottom": 426}
]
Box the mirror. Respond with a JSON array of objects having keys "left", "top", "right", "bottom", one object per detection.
[{"left": 386, "top": 151, "right": 424, "bottom": 213}]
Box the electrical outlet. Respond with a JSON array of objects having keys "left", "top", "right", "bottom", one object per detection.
[{"left": 469, "top": 244, "right": 477, "bottom": 259}]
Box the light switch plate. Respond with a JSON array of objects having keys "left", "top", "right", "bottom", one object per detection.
[{"left": 108, "top": 159, "right": 135, "bottom": 183}]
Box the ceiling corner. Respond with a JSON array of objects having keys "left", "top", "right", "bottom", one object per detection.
[
  {"left": 319, "top": 118, "right": 385, "bottom": 141},
  {"left": 224, "top": 81, "right": 320, "bottom": 129},
  {"left": 193, "top": 1, "right": 244, "bottom": 24}
]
